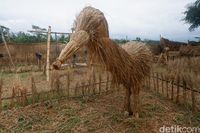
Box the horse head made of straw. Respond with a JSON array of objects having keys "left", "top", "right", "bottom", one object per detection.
[{"left": 53, "top": 6, "right": 152, "bottom": 118}]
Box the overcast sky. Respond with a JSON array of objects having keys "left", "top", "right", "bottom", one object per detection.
[{"left": 0, "top": 0, "right": 199, "bottom": 42}]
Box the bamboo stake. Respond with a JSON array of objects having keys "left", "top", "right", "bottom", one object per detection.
[
  {"left": 171, "top": 80, "right": 174, "bottom": 100},
  {"left": 166, "top": 77, "right": 169, "bottom": 98},
  {"left": 81, "top": 81, "right": 85, "bottom": 96},
  {"left": 191, "top": 89, "right": 196, "bottom": 113},
  {"left": 153, "top": 73, "right": 156, "bottom": 90},
  {"left": 99, "top": 74, "right": 102, "bottom": 94},
  {"left": 156, "top": 73, "right": 159, "bottom": 92},
  {"left": 75, "top": 82, "right": 78, "bottom": 96},
  {"left": 0, "top": 79, "right": 2, "bottom": 112},
  {"left": 106, "top": 72, "right": 109, "bottom": 93},
  {"left": 88, "top": 76, "right": 91, "bottom": 94},
  {"left": 20, "top": 87, "right": 27, "bottom": 106},
  {"left": 92, "top": 71, "right": 96, "bottom": 94},
  {"left": 183, "top": 79, "right": 187, "bottom": 104},
  {"left": 176, "top": 76, "right": 180, "bottom": 103},
  {"left": 148, "top": 74, "right": 151, "bottom": 89},
  {"left": 67, "top": 73, "right": 70, "bottom": 97},
  {"left": 161, "top": 73, "right": 164, "bottom": 94},
  {"left": 31, "top": 77, "right": 37, "bottom": 104},
  {"left": 11, "top": 87, "right": 16, "bottom": 107},
  {"left": 46, "top": 26, "right": 51, "bottom": 81},
  {"left": 1, "top": 30, "right": 15, "bottom": 69}
]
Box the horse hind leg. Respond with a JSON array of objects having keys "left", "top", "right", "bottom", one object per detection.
[{"left": 124, "top": 88, "right": 132, "bottom": 115}]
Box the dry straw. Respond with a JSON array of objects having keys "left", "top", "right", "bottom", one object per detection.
[{"left": 53, "top": 6, "right": 152, "bottom": 117}]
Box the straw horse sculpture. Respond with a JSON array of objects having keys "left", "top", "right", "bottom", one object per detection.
[{"left": 53, "top": 6, "right": 152, "bottom": 117}]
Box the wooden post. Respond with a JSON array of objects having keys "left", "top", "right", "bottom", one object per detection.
[
  {"left": 156, "top": 73, "right": 159, "bottom": 93},
  {"left": 20, "top": 87, "right": 27, "bottom": 106},
  {"left": 106, "top": 72, "right": 109, "bottom": 93},
  {"left": 0, "top": 79, "right": 2, "bottom": 112},
  {"left": 176, "top": 76, "right": 180, "bottom": 103},
  {"left": 148, "top": 73, "right": 151, "bottom": 89},
  {"left": 153, "top": 73, "right": 156, "bottom": 90},
  {"left": 88, "top": 76, "right": 91, "bottom": 94},
  {"left": 191, "top": 89, "right": 196, "bottom": 113},
  {"left": 67, "top": 73, "right": 70, "bottom": 97},
  {"left": 183, "top": 79, "right": 187, "bottom": 104},
  {"left": 161, "top": 73, "right": 164, "bottom": 94},
  {"left": 99, "top": 74, "right": 102, "bottom": 94},
  {"left": 166, "top": 78, "right": 169, "bottom": 98},
  {"left": 81, "top": 81, "right": 85, "bottom": 96},
  {"left": 43, "top": 64, "right": 46, "bottom": 76},
  {"left": 46, "top": 26, "right": 51, "bottom": 81},
  {"left": 1, "top": 30, "right": 15, "bottom": 69},
  {"left": 74, "top": 82, "right": 78, "bottom": 96},
  {"left": 171, "top": 80, "right": 174, "bottom": 100},
  {"left": 92, "top": 71, "right": 96, "bottom": 94},
  {"left": 31, "top": 77, "right": 37, "bottom": 104}
]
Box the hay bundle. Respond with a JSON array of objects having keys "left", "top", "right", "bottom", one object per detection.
[{"left": 53, "top": 6, "right": 152, "bottom": 117}]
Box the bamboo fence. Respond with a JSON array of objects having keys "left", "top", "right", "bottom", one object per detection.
[
  {"left": 0, "top": 71, "right": 114, "bottom": 112},
  {"left": 144, "top": 72, "right": 200, "bottom": 113}
]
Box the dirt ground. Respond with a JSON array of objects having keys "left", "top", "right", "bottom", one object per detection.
[{"left": 0, "top": 87, "right": 199, "bottom": 133}]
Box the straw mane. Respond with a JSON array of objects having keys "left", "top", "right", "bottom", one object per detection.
[{"left": 54, "top": 6, "right": 152, "bottom": 117}]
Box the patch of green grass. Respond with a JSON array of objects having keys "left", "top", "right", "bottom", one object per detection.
[
  {"left": 58, "top": 116, "right": 81, "bottom": 132},
  {"left": 124, "top": 119, "right": 139, "bottom": 133},
  {"left": 12, "top": 115, "right": 33, "bottom": 132},
  {"left": 173, "top": 113, "right": 200, "bottom": 126},
  {"left": 194, "top": 113, "right": 200, "bottom": 122},
  {"left": 146, "top": 104, "right": 162, "bottom": 112}
]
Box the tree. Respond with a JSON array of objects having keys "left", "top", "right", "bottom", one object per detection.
[
  {"left": 136, "top": 37, "right": 141, "bottom": 42},
  {"left": 58, "top": 34, "right": 70, "bottom": 43},
  {"left": 183, "top": 0, "right": 200, "bottom": 31}
]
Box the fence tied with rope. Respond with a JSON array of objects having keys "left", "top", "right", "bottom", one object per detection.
[
  {"left": 0, "top": 69, "right": 119, "bottom": 112},
  {"left": 144, "top": 71, "right": 200, "bottom": 113}
]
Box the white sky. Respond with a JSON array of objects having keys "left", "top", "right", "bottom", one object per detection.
[{"left": 0, "top": 0, "right": 199, "bottom": 42}]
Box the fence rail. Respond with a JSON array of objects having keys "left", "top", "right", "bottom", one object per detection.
[
  {"left": 0, "top": 70, "right": 115, "bottom": 112},
  {"left": 144, "top": 72, "right": 200, "bottom": 113}
]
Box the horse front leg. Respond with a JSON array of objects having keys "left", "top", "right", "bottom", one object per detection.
[{"left": 131, "top": 86, "right": 140, "bottom": 118}]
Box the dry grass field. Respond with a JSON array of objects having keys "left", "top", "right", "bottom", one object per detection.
[
  {"left": 0, "top": 65, "right": 199, "bottom": 132},
  {"left": 0, "top": 83, "right": 199, "bottom": 132}
]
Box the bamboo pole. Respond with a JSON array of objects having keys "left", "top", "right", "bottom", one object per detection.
[
  {"left": 81, "top": 81, "right": 85, "bottom": 96},
  {"left": 67, "top": 73, "right": 70, "bottom": 97},
  {"left": 156, "top": 73, "right": 159, "bottom": 92},
  {"left": 183, "top": 79, "right": 187, "bottom": 104},
  {"left": 171, "top": 80, "right": 174, "bottom": 100},
  {"left": 191, "top": 88, "right": 196, "bottom": 113},
  {"left": 11, "top": 87, "right": 16, "bottom": 107},
  {"left": 153, "top": 73, "right": 156, "bottom": 90},
  {"left": 176, "top": 76, "right": 180, "bottom": 103},
  {"left": 31, "top": 77, "right": 37, "bottom": 104},
  {"left": 74, "top": 82, "right": 78, "bottom": 96},
  {"left": 148, "top": 74, "right": 151, "bottom": 89},
  {"left": 99, "top": 74, "right": 102, "bottom": 94},
  {"left": 46, "top": 26, "right": 51, "bottom": 81},
  {"left": 88, "top": 76, "right": 91, "bottom": 94},
  {"left": 1, "top": 30, "right": 15, "bottom": 69},
  {"left": 0, "top": 79, "right": 2, "bottom": 112},
  {"left": 92, "top": 71, "right": 96, "bottom": 94},
  {"left": 166, "top": 77, "right": 169, "bottom": 98},
  {"left": 106, "top": 72, "right": 109, "bottom": 93},
  {"left": 161, "top": 73, "right": 164, "bottom": 94}
]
